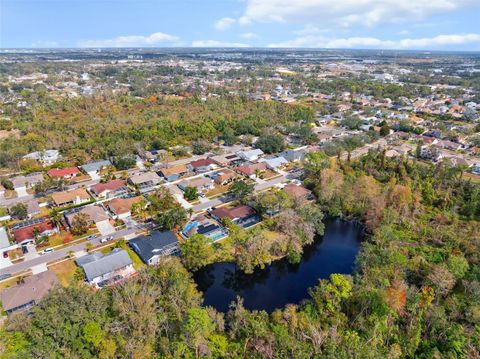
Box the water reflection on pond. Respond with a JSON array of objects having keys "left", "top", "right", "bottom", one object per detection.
[{"left": 193, "top": 217, "right": 363, "bottom": 313}]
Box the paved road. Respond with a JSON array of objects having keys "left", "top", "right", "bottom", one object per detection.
[
  {"left": 0, "top": 144, "right": 258, "bottom": 277},
  {"left": 0, "top": 224, "right": 149, "bottom": 276}
]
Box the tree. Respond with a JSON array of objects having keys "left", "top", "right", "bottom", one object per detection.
[
  {"left": 180, "top": 234, "right": 214, "bottom": 271},
  {"left": 254, "top": 133, "right": 285, "bottom": 154},
  {"left": 49, "top": 208, "right": 63, "bottom": 227},
  {"left": 228, "top": 180, "right": 254, "bottom": 203},
  {"left": 156, "top": 208, "right": 187, "bottom": 230},
  {"left": 222, "top": 127, "right": 237, "bottom": 146},
  {"left": 1, "top": 178, "right": 13, "bottom": 190},
  {"left": 71, "top": 213, "right": 90, "bottom": 235},
  {"left": 183, "top": 186, "right": 199, "bottom": 201},
  {"left": 182, "top": 308, "right": 217, "bottom": 357},
  {"left": 10, "top": 203, "right": 28, "bottom": 220},
  {"left": 192, "top": 141, "right": 211, "bottom": 155},
  {"left": 380, "top": 122, "right": 390, "bottom": 136}
]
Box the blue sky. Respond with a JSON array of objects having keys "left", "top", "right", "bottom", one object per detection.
[{"left": 1, "top": 0, "right": 480, "bottom": 50}]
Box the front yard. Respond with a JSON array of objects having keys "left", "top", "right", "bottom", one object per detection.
[
  {"left": 206, "top": 184, "right": 230, "bottom": 198},
  {"left": 49, "top": 259, "right": 78, "bottom": 287}
]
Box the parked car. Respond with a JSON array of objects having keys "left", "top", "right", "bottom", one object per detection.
[
  {"left": 42, "top": 248, "right": 54, "bottom": 254},
  {"left": 88, "top": 234, "right": 99, "bottom": 239},
  {"left": 21, "top": 246, "right": 29, "bottom": 254},
  {"left": 0, "top": 273, "right": 12, "bottom": 281}
]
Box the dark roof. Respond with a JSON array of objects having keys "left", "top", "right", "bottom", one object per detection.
[
  {"left": 129, "top": 230, "right": 178, "bottom": 263},
  {"left": 211, "top": 205, "right": 256, "bottom": 221}
]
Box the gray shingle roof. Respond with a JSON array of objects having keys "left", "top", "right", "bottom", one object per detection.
[
  {"left": 76, "top": 248, "right": 132, "bottom": 282},
  {"left": 129, "top": 230, "right": 178, "bottom": 263},
  {"left": 81, "top": 160, "right": 112, "bottom": 173}
]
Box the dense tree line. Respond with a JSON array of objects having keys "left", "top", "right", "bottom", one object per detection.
[{"left": 0, "top": 96, "right": 313, "bottom": 169}]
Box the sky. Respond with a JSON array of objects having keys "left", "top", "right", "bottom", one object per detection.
[{"left": 1, "top": 0, "right": 480, "bottom": 50}]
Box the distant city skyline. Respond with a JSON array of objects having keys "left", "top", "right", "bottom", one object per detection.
[{"left": 1, "top": 0, "right": 480, "bottom": 50}]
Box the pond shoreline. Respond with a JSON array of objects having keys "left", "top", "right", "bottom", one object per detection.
[{"left": 193, "top": 217, "right": 364, "bottom": 313}]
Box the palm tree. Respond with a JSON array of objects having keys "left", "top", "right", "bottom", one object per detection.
[{"left": 50, "top": 209, "right": 62, "bottom": 228}]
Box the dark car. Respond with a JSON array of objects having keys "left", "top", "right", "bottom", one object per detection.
[{"left": 0, "top": 273, "right": 12, "bottom": 281}]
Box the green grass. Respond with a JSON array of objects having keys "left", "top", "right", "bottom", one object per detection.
[{"left": 117, "top": 240, "right": 146, "bottom": 269}]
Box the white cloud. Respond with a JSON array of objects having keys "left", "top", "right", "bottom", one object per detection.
[
  {"left": 78, "top": 32, "right": 179, "bottom": 47},
  {"left": 191, "top": 40, "right": 250, "bottom": 48},
  {"left": 31, "top": 40, "right": 58, "bottom": 48},
  {"left": 267, "top": 33, "right": 480, "bottom": 49},
  {"left": 241, "top": 32, "right": 258, "bottom": 39},
  {"left": 214, "top": 17, "right": 236, "bottom": 31},
  {"left": 240, "top": 0, "right": 477, "bottom": 27}
]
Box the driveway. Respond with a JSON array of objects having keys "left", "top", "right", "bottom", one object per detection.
[{"left": 96, "top": 220, "right": 116, "bottom": 236}]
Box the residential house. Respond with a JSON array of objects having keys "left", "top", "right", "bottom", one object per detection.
[
  {"left": 81, "top": 159, "right": 112, "bottom": 180},
  {"left": 129, "top": 230, "right": 179, "bottom": 265},
  {"left": 76, "top": 248, "right": 134, "bottom": 288},
  {"left": 157, "top": 164, "right": 188, "bottom": 182},
  {"left": 472, "top": 163, "right": 480, "bottom": 175},
  {"left": 260, "top": 156, "right": 288, "bottom": 171},
  {"left": 177, "top": 177, "right": 214, "bottom": 192},
  {"left": 90, "top": 179, "right": 128, "bottom": 199},
  {"left": 210, "top": 153, "right": 241, "bottom": 167},
  {"left": 213, "top": 169, "right": 238, "bottom": 185},
  {"left": 283, "top": 183, "right": 313, "bottom": 200},
  {"left": 182, "top": 215, "right": 227, "bottom": 242},
  {"left": 25, "top": 199, "right": 40, "bottom": 218},
  {"left": 128, "top": 172, "right": 161, "bottom": 193},
  {"left": 47, "top": 167, "right": 80, "bottom": 180},
  {"left": 210, "top": 205, "right": 259, "bottom": 228},
  {"left": 420, "top": 146, "right": 443, "bottom": 162},
  {"left": 11, "top": 218, "right": 59, "bottom": 246},
  {"left": 11, "top": 173, "right": 43, "bottom": 197},
  {"left": 436, "top": 139, "right": 462, "bottom": 151},
  {"left": 236, "top": 162, "right": 267, "bottom": 177},
  {"left": 237, "top": 149, "right": 264, "bottom": 162},
  {"left": 23, "top": 149, "right": 60, "bottom": 166},
  {"left": 107, "top": 196, "right": 143, "bottom": 219},
  {"left": 0, "top": 227, "right": 12, "bottom": 254},
  {"left": 0, "top": 271, "right": 58, "bottom": 315},
  {"left": 51, "top": 188, "right": 91, "bottom": 207},
  {"left": 186, "top": 158, "right": 216, "bottom": 173},
  {"left": 64, "top": 205, "right": 110, "bottom": 227},
  {"left": 282, "top": 149, "right": 306, "bottom": 162}
]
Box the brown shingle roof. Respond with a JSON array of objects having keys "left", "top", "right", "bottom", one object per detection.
[
  {"left": 51, "top": 188, "right": 90, "bottom": 206},
  {"left": 159, "top": 164, "right": 188, "bottom": 177},
  {"left": 0, "top": 271, "right": 58, "bottom": 314},
  {"left": 108, "top": 196, "right": 142, "bottom": 215}
]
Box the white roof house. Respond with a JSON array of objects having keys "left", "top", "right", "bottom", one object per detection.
[
  {"left": 237, "top": 149, "right": 264, "bottom": 162},
  {"left": 23, "top": 150, "right": 60, "bottom": 166},
  {"left": 260, "top": 156, "right": 288, "bottom": 170},
  {"left": 0, "top": 227, "right": 10, "bottom": 250}
]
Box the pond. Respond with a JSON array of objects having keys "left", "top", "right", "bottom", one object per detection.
[{"left": 193, "top": 217, "right": 364, "bottom": 313}]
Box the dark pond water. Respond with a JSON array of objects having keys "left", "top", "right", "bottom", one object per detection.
[{"left": 193, "top": 217, "right": 363, "bottom": 313}]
